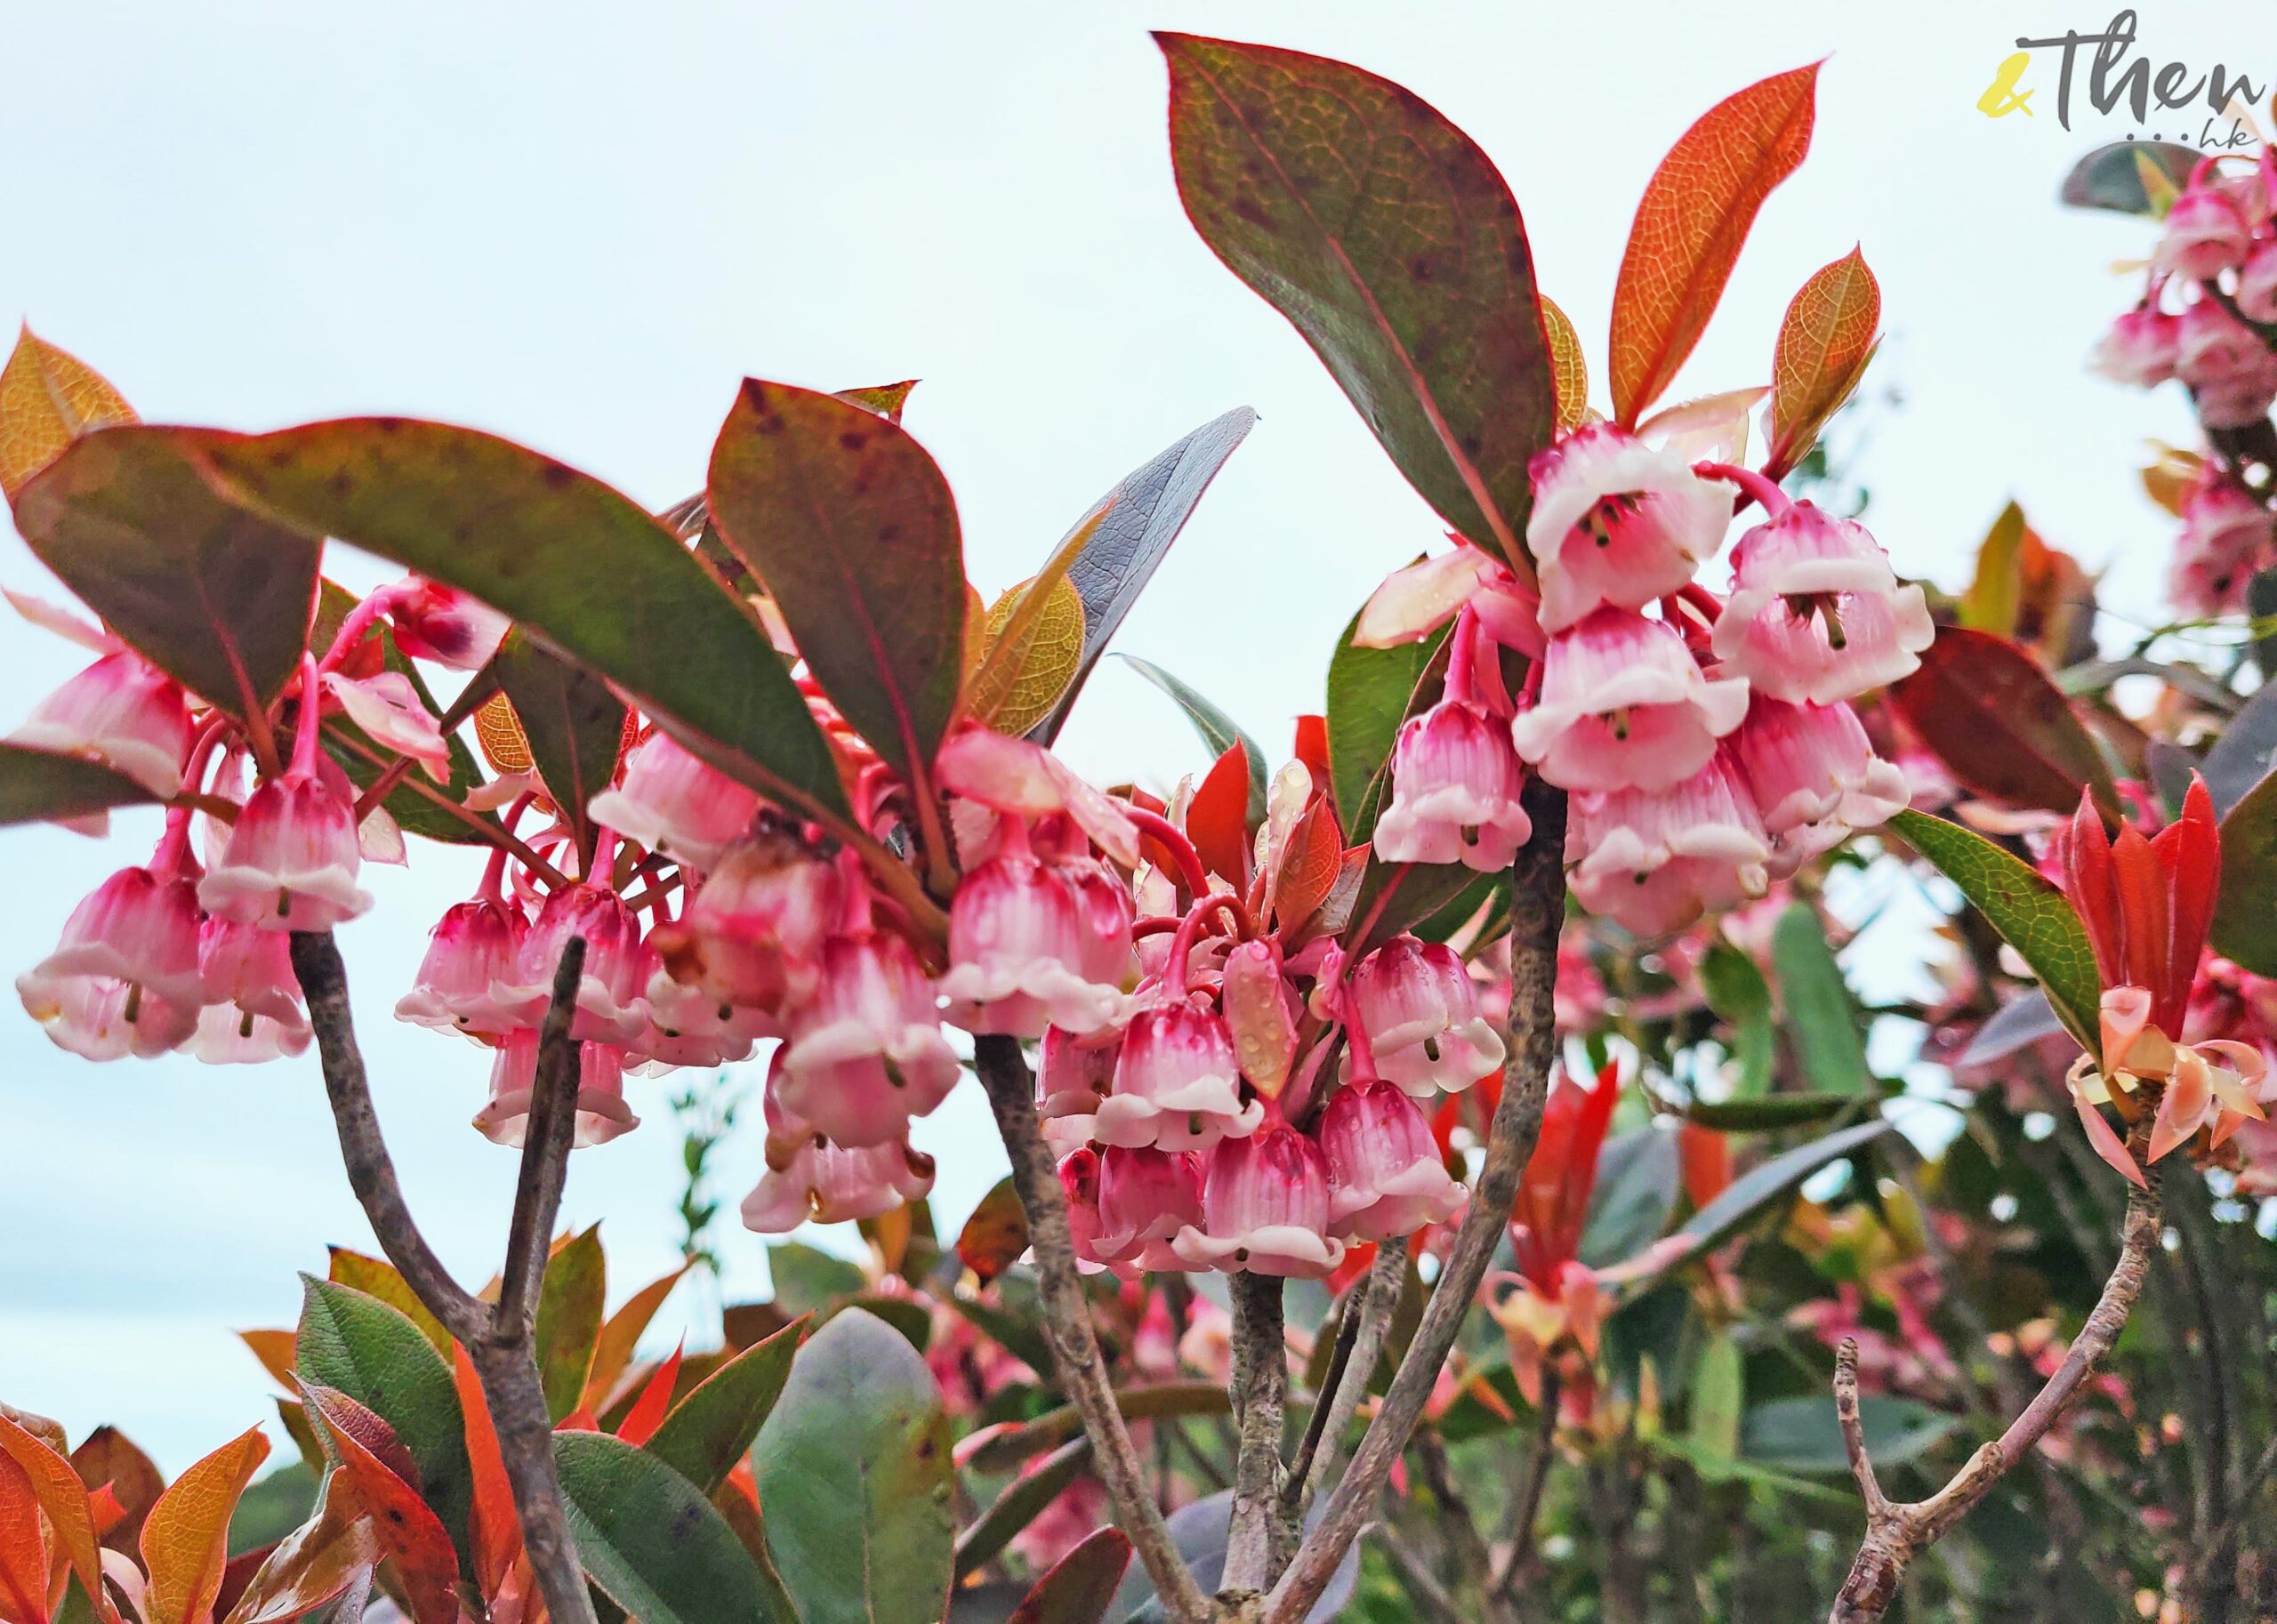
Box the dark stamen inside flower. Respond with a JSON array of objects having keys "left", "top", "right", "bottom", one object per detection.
[
  {"left": 123, "top": 982, "right": 143, "bottom": 1024},
  {"left": 239, "top": 1009, "right": 255, "bottom": 1040},
  {"left": 884, "top": 1058, "right": 906, "bottom": 1089},
  {"left": 277, "top": 889, "right": 293, "bottom": 920},
  {"left": 1424, "top": 1036, "right": 1442, "bottom": 1063},
  {"left": 1460, "top": 824, "right": 1480, "bottom": 845}
]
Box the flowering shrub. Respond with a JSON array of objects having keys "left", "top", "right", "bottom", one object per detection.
[{"left": 9, "top": 33, "right": 2277, "bottom": 1624}]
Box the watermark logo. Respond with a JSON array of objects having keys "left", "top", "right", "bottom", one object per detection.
[{"left": 1981, "top": 10, "right": 2264, "bottom": 148}]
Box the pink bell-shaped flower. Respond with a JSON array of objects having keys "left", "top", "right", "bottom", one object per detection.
[
  {"left": 1320, "top": 1077, "right": 1467, "bottom": 1241},
  {"left": 741, "top": 1077, "right": 936, "bottom": 1232},
  {"left": 1348, "top": 935, "right": 1507, "bottom": 1097},
  {"left": 2175, "top": 299, "right": 2277, "bottom": 428},
  {"left": 1728, "top": 697, "right": 1908, "bottom": 874},
  {"left": 321, "top": 671, "right": 452, "bottom": 783},
  {"left": 472, "top": 1028, "right": 640, "bottom": 1149},
  {"left": 2168, "top": 474, "right": 2276, "bottom": 618},
  {"left": 1509, "top": 607, "right": 1750, "bottom": 792},
  {"left": 1567, "top": 752, "right": 1773, "bottom": 937},
  {"left": 775, "top": 932, "right": 961, "bottom": 1148},
  {"left": 2088, "top": 305, "right": 2181, "bottom": 389},
  {"left": 587, "top": 730, "right": 762, "bottom": 873},
  {"left": 199, "top": 665, "right": 374, "bottom": 931},
  {"left": 187, "top": 916, "right": 311, "bottom": 1065},
  {"left": 18, "top": 857, "right": 205, "bottom": 1060},
  {"left": 1172, "top": 1125, "right": 1347, "bottom": 1279},
  {"left": 1093, "top": 1000, "right": 1263, "bottom": 1153},
  {"left": 383, "top": 576, "right": 511, "bottom": 671},
  {"left": 937, "top": 823, "right": 1129, "bottom": 1038},
  {"left": 2239, "top": 239, "right": 2277, "bottom": 324},
  {"left": 1372, "top": 700, "right": 1533, "bottom": 872},
  {"left": 1059, "top": 857, "right": 1138, "bottom": 989},
  {"left": 632, "top": 969, "right": 774, "bottom": 1072},
  {"left": 1059, "top": 1146, "right": 1114, "bottom": 1273},
  {"left": 396, "top": 896, "right": 529, "bottom": 1040},
  {"left": 2155, "top": 185, "right": 2251, "bottom": 282},
  {"left": 1525, "top": 423, "right": 1728, "bottom": 633},
  {"left": 649, "top": 832, "right": 841, "bottom": 1017},
  {"left": 1709, "top": 492, "right": 1933, "bottom": 706},
  {"left": 10, "top": 650, "right": 192, "bottom": 800},
  {"left": 512, "top": 880, "right": 656, "bottom": 1045},
  {"left": 1094, "top": 1145, "right": 1205, "bottom": 1271}
]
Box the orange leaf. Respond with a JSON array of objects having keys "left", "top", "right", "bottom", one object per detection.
[
  {"left": 450, "top": 1347, "right": 519, "bottom": 1602},
  {"left": 583, "top": 1265, "right": 689, "bottom": 1413},
  {"left": 1608, "top": 64, "right": 1820, "bottom": 424},
  {"left": 139, "top": 1427, "right": 270, "bottom": 1624},
  {"left": 300, "top": 1390, "right": 457, "bottom": 1624},
  {"left": 1541, "top": 297, "right": 1590, "bottom": 429},
  {"left": 234, "top": 1333, "right": 298, "bottom": 1393},
  {"left": 0, "top": 1411, "right": 107, "bottom": 1624},
  {"left": 0, "top": 1449, "right": 52, "bottom": 1624},
  {"left": 1766, "top": 247, "right": 1881, "bottom": 479},
  {"left": 1187, "top": 743, "right": 1252, "bottom": 888},
  {"left": 955, "top": 1178, "right": 1032, "bottom": 1286},
  {"left": 1272, "top": 799, "right": 1345, "bottom": 934},
  {"left": 219, "top": 1473, "right": 377, "bottom": 1624},
  {"left": 613, "top": 1340, "right": 685, "bottom": 1448},
  {"left": 0, "top": 328, "right": 137, "bottom": 505}
]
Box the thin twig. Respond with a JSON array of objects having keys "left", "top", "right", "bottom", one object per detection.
[
  {"left": 1826, "top": 1132, "right": 2163, "bottom": 1622},
  {"left": 293, "top": 929, "right": 601, "bottom": 1624},
  {"left": 970, "top": 1034, "right": 1215, "bottom": 1624},
  {"left": 1265, "top": 784, "right": 1568, "bottom": 1624},
  {"left": 495, "top": 938, "right": 588, "bottom": 1337},
  {"left": 1223, "top": 1272, "right": 1291, "bottom": 1594},
  {"left": 1291, "top": 1237, "right": 1408, "bottom": 1507},
  {"left": 1490, "top": 1366, "right": 1561, "bottom": 1595},
  {"left": 1367, "top": 1520, "right": 1468, "bottom": 1624}
]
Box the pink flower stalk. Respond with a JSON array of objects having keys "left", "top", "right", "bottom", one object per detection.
[
  {"left": 1728, "top": 697, "right": 1908, "bottom": 874},
  {"left": 1706, "top": 475, "right": 1933, "bottom": 705},
  {"left": 587, "top": 730, "right": 761, "bottom": 872},
  {"left": 18, "top": 859, "right": 205, "bottom": 1060},
  {"left": 2239, "top": 239, "right": 2277, "bottom": 324},
  {"left": 10, "top": 650, "right": 192, "bottom": 800},
  {"left": 2157, "top": 185, "right": 2252, "bottom": 281},
  {"left": 1092, "top": 1000, "right": 1263, "bottom": 1153},
  {"left": 1566, "top": 752, "right": 1773, "bottom": 937},
  {"left": 2175, "top": 299, "right": 2277, "bottom": 427},
  {"left": 1092, "top": 1145, "right": 1205, "bottom": 1271},
  {"left": 2168, "top": 475, "right": 2275, "bottom": 618},
  {"left": 396, "top": 896, "right": 528, "bottom": 1040},
  {"left": 742, "top": 1080, "right": 935, "bottom": 1232},
  {"left": 1372, "top": 699, "right": 1533, "bottom": 872},
  {"left": 2088, "top": 305, "right": 2181, "bottom": 389},
  {"left": 512, "top": 881, "right": 656, "bottom": 1045},
  {"left": 937, "top": 824, "right": 1130, "bottom": 1039},
  {"left": 187, "top": 916, "right": 311, "bottom": 1065},
  {"left": 649, "top": 832, "right": 841, "bottom": 1016},
  {"left": 382, "top": 576, "right": 511, "bottom": 671},
  {"left": 1525, "top": 423, "right": 1728, "bottom": 632},
  {"left": 198, "top": 666, "right": 374, "bottom": 931},
  {"left": 1172, "top": 1124, "right": 1348, "bottom": 1278},
  {"left": 633, "top": 969, "right": 774, "bottom": 1070},
  {"left": 1347, "top": 935, "right": 1506, "bottom": 1097},
  {"left": 471, "top": 1029, "right": 640, "bottom": 1149},
  {"left": 1320, "top": 1077, "right": 1467, "bottom": 1240},
  {"left": 774, "top": 932, "right": 960, "bottom": 1148},
  {"left": 1509, "top": 607, "right": 1750, "bottom": 792}
]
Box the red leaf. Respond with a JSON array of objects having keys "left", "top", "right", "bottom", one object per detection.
[
  {"left": 613, "top": 1340, "right": 686, "bottom": 1448},
  {"left": 1187, "top": 743, "right": 1253, "bottom": 888},
  {"left": 0, "top": 1451, "right": 52, "bottom": 1624},
  {"left": 449, "top": 1346, "right": 519, "bottom": 1601},
  {"left": 1888, "top": 628, "right": 2119, "bottom": 818},
  {"left": 0, "top": 1411, "right": 107, "bottom": 1624},
  {"left": 1273, "top": 799, "right": 1346, "bottom": 934},
  {"left": 1008, "top": 1527, "right": 1132, "bottom": 1624},
  {"left": 1609, "top": 64, "right": 1820, "bottom": 424},
  {"left": 300, "top": 1388, "right": 458, "bottom": 1624}
]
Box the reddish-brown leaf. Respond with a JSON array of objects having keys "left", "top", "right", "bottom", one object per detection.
[
  {"left": 1766, "top": 247, "right": 1881, "bottom": 479},
  {"left": 1273, "top": 798, "right": 1346, "bottom": 934},
  {"left": 300, "top": 1389, "right": 457, "bottom": 1624},
  {"left": 1609, "top": 64, "right": 1820, "bottom": 424},
  {"left": 0, "top": 1410, "right": 106, "bottom": 1622},
  {"left": 1008, "top": 1527, "right": 1132, "bottom": 1624},
  {"left": 219, "top": 1474, "right": 378, "bottom": 1624},
  {"left": 69, "top": 1429, "right": 162, "bottom": 1556},
  {"left": 1888, "top": 628, "right": 2120, "bottom": 818},
  {"left": 956, "top": 1177, "right": 1033, "bottom": 1285},
  {"left": 582, "top": 1266, "right": 689, "bottom": 1414},
  {"left": 1187, "top": 742, "right": 1253, "bottom": 888},
  {"left": 139, "top": 1427, "right": 270, "bottom": 1624}
]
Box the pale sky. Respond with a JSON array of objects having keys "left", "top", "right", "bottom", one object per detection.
[{"left": 0, "top": 0, "right": 2243, "bottom": 1466}]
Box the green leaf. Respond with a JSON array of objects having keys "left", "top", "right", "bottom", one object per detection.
[
  {"left": 1888, "top": 808, "right": 2099, "bottom": 1049},
  {"left": 2213, "top": 769, "right": 2277, "bottom": 976},
  {"left": 492, "top": 630, "right": 624, "bottom": 870},
  {"left": 1770, "top": 904, "right": 1871, "bottom": 1093},
  {"left": 1888, "top": 628, "right": 2118, "bottom": 818},
  {"left": 1340, "top": 857, "right": 1484, "bottom": 961},
  {"left": 534, "top": 1228, "right": 607, "bottom": 1423},
  {"left": 1157, "top": 35, "right": 1553, "bottom": 564},
  {"left": 1957, "top": 502, "right": 2027, "bottom": 637},
  {"left": 953, "top": 1439, "right": 1089, "bottom": 1580},
  {"left": 0, "top": 744, "right": 160, "bottom": 827},
  {"left": 1649, "top": 1119, "right": 1896, "bottom": 1276},
  {"left": 1324, "top": 611, "right": 1444, "bottom": 845},
  {"left": 2058, "top": 140, "right": 2199, "bottom": 215},
  {"left": 1006, "top": 1527, "right": 1130, "bottom": 1624},
  {"left": 326, "top": 1247, "right": 449, "bottom": 1353},
  {"left": 1578, "top": 1128, "right": 1679, "bottom": 1269},
  {"left": 1030, "top": 409, "right": 1256, "bottom": 746},
  {"left": 293, "top": 1278, "right": 471, "bottom": 1562},
  {"left": 193, "top": 420, "right": 851, "bottom": 829},
  {"left": 705, "top": 380, "right": 963, "bottom": 793},
  {"left": 1742, "top": 1395, "right": 1956, "bottom": 1475},
  {"left": 1116, "top": 655, "right": 1269, "bottom": 823},
  {"left": 1699, "top": 942, "right": 1774, "bottom": 1097},
  {"left": 14, "top": 427, "right": 318, "bottom": 720},
  {"left": 752, "top": 1308, "right": 954, "bottom": 1624},
  {"left": 766, "top": 1243, "right": 866, "bottom": 1317},
  {"left": 225, "top": 1464, "right": 319, "bottom": 1558},
  {"left": 554, "top": 1430, "right": 783, "bottom": 1624},
  {"left": 1687, "top": 1333, "right": 1743, "bottom": 1464},
  {"left": 647, "top": 1320, "right": 805, "bottom": 1493},
  {"left": 1683, "top": 1092, "right": 1860, "bottom": 1131}
]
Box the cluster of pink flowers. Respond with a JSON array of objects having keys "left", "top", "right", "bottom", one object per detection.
[
  {"left": 2090, "top": 151, "right": 2277, "bottom": 616},
  {"left": 1358, "top": 423, "right": 1922, "bottom": 937}
]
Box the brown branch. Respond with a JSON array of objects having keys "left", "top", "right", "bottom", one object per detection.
[
  {"left": 1490, "top": 1365, "right": 1561, "bottom": 1596},
  {"left": 1290, "top": 1237, "right": 1407, "bottom": 1508},
  {"left": 1264, "top": 783, "right": 1568, "bottom": 1624},
  {"left": 293, "top": 929, "right": 601, "bottom": 1624},
  {"left": 1826, "top": 1135, "right": 2162, "bottom": 1622},
  {"left": 1222, "top": 1273, "right": 1291, "bottom": 1595},
  {"left": 970, "top": 1034, "right": 1216, "bottom": 1624}
]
